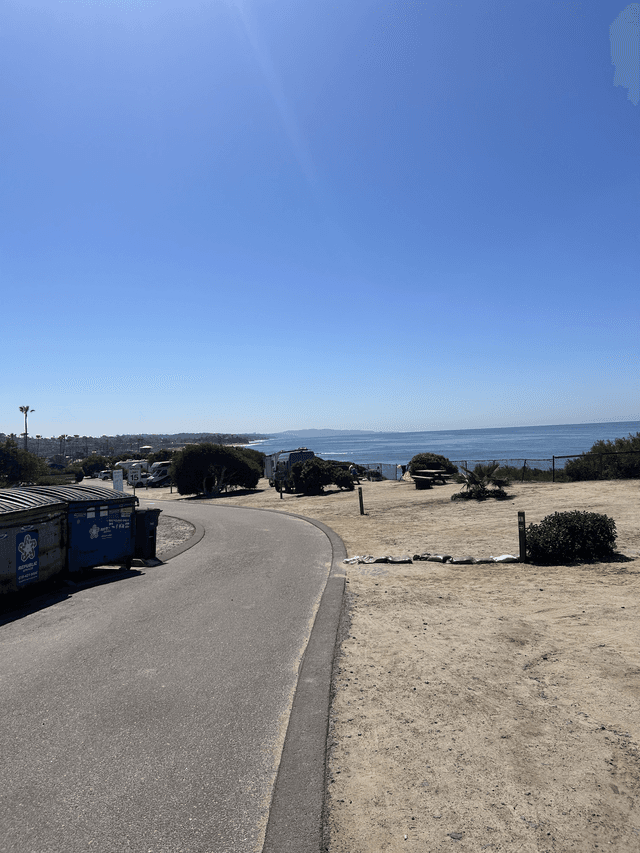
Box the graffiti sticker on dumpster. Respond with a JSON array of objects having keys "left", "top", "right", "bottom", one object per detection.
[{"left": 17, "top": 529, "right": 39, "bottom": 586}]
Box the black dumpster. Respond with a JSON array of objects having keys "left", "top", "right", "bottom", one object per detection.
[
  {"left": 23, "top": 485, "right": 138, "bottom": 573},
  {"left": 0, "top": 489, "right": 67, "bottom": 594},
  {"left": 134, "top": 508, "right": 162, "bottom": 560}
]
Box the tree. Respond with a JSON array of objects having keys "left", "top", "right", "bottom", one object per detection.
[
  {"left": 0, "top": 437, "right": 48, "bottom": 486},
  {"left": 78, "top": 455, "right": 112, "bottom": 477},
  {"left": 172, "top": 444, "right": 261, "bottom": 496},
  {"left": 19, "top": 405, "right": 34, "bottom": 452},
  {"left": 146, "top": 449, "right": 179, "bottom": 465}
]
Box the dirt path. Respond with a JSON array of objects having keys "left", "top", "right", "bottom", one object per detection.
[{"left": 150, "top": 477, "right": 640, "bottom": 851}]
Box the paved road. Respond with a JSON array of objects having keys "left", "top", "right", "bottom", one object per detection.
[{"left": 0, "top": 502, "right": 341, "bottom": 853}]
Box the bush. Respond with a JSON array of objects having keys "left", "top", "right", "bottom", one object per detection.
[
  {"left": 564, "top": 432, "right": 640, "bottom": 481},
  {"left": 332, "top": 466, "right": 356, "bottom": 491},
  {"left": 452, "top": 486, "right": 509, "bottom": 501},
  {"left": 497, "top": 464, "right": 556, "bottom": 483},
  {"left": 288, "top": 458, "right": 355, "bottom": 494},
  {"left": 451, "top": 462, "right": 511, "bottom": 501},
  {"left": 409, "top": 452, "right": 458, "bottom": 476},
  {"left": 526, "top": 511, "right": 617, "bottom": 564}
]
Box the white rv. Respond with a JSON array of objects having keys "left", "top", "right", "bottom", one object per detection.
[{"left": 148, "top": 461, "right": 172, "bottom": 487}]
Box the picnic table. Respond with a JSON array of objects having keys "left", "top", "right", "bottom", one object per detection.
[{"left": 412, "top": 467, "right": 452, "bottom": 489}]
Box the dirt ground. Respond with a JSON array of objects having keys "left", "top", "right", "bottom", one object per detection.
[
  {"left": 155, "top": 513, "right": 195, "bottom": 557},
  {"left": 150, "top": 477, "right": 640, "bottom": 851}
]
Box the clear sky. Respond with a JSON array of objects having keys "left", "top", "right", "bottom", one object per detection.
[{"left": 2, "top": 0, "right": 639, "bottom": 437}]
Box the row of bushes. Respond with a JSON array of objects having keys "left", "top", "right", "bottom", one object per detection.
[
  {"left": 409, "top": 432, "right": 640, "bottom": 484},
  {"left": 563, "top": 433, "right": 640, "bottom": 480}
]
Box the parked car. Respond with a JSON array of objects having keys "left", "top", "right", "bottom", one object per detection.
[
  {"left": 97, "top": 470, "right": 112, "bottom": 480},
  {"left": 148, "top": 473, "right": 171, "bottom": 488}
]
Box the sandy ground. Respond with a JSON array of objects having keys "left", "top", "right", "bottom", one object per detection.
[
  {"left": 155, "top": 513, "right": 195, "bottom": 557},
  {"left": 147, "top": 477, "right": 640, "bottom": 851}
]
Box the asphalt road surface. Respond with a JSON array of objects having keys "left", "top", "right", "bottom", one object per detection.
[{"left": 0, "top": 501, "right": 338, "bottom": 853}]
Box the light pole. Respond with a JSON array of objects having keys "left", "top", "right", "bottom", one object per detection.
[{"left": 35, "top": 435, "right": 42, "bottom": 456}]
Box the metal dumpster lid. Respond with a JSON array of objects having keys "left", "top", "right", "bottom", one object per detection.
[
  {"left": 21, "top": 485, "right": 138, "bottom": 504},
  {"left": 0, "top": 488, "right": 67, "bottom": 515}
]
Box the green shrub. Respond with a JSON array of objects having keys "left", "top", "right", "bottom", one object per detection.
[
  {"left": 526, "top": 511, "right": 617, "bottom": 564},
  {"left": 289, "top": 458, "right": 333, "bottom": 495},
  {"left": 409, "top": 452, "right": 457, "bottom": 475},
  {"left": 288, "top": 458, "right": 355, "bottom": 494},
  {"left": 451, "top": 486, "right": 509, "bottom": 501},
  {"left": 497, "top": 464, "right": 555, "bottom": 483},
  {"left": 564, "top": 432, "right": 640, "bottom": 481},
  {"left": 451, "top": 462, "right": 511, "bottom": 501},
  {"left": 332, "top": 466, "right": 355, "bottom": 491},
  {"left": 34, "top": 473, "right": 78, "bottom": 486}
]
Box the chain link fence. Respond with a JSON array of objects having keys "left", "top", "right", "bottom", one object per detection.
[
  {"left": 356, "top": 451, "right": 640, "bottom": 482},
  {"left": 452, "top": 459, "right": 554, "bottom": 482}
]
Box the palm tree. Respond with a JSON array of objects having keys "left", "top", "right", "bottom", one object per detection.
[
  {"left": 19, "top": 406, "right": 34, "bottom": 452},
  {"left": 455, "top": 462, "right": 511, "bottom": 500}
]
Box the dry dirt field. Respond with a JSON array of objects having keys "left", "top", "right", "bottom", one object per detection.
[{"left": 150, "top": 477, "right": 640, "bottom": 852}]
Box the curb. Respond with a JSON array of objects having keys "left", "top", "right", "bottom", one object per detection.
[
  {"left": 259, "top": 511, "right": 347, "bottom": 853},
  {"left": 156, "top": 514, "right": 206, "bottom": 562}
]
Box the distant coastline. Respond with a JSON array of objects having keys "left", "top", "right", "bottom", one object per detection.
[
  {"left": 268, "top": 420, "right": 640, "bottom": 438},
  {"left": 252, "top": 421, "right": 640, "bottom": 469}
]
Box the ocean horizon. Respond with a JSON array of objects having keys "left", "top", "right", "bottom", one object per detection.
[{"left": 250, "top": 421, "right": 640, "bottom": 471}]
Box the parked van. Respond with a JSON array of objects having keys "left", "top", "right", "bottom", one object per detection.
[{"left": 148, "top": 461, "right": 172, "bottom": 488}]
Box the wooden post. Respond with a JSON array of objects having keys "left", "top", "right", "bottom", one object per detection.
[
  {"left": 358, "top": 487, "right": 365, "bottom": 516},
  {"left": 521, "top": 459, "right": 527, "bottom": 483},
  {"left": 552, "top": 456, "right": 555, "bottom": 483},
  {"left": 518, "top": 511, "right": 527, "bottom": 563}
]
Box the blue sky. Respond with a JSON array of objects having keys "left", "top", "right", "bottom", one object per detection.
[{"left": 2, "top": 0, "right": 639, "bottom": 437}]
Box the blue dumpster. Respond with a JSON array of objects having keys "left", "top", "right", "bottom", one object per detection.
[
  {"left": 23, "top": 485, "right": 138, "bottom": 573},
  {"left": 0, "top": 489, "right": 67, "bottom": 595}
]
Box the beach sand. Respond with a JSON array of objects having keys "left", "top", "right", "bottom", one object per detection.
[{"left": 150, "top": 477, "right": 640, "bottom": 851}]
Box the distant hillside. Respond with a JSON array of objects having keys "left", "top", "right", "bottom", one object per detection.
[{"left": 1, "top": 431, "right": 268, "bottom": 462}]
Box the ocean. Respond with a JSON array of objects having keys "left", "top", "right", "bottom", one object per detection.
[{"left": 250, "top": 421, "right": 640, "bottom": 471}]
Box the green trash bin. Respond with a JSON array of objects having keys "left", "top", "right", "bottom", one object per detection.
[{"left": 134, "top": 508, "right": 162, "bottom": 559}]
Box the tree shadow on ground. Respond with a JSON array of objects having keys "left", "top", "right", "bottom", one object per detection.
[{"left": 184, "top": 487, "right": 268, "bottom": 500}]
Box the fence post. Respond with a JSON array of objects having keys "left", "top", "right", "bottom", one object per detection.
[
  {"left": 518, "top": 511, "right": 527, "bottom": 562},
  {"left": 358, "top": 487, "right": 365, "bottom": 516},
  {"left": 521, "top": 459, "right": 527, "bottom": 482},
  {"left": 552, "top": 456, "right": 555, "bottom": 483}
]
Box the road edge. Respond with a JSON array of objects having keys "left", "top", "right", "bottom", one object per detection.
[
  {"left": 260, "top": 511, "right": 347, "bottom": 853},
  {"left": 143, "top": 498, "right": 347, "bottom": 851}
]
